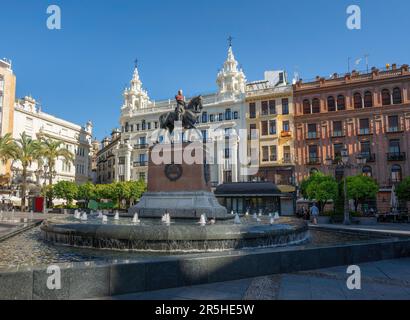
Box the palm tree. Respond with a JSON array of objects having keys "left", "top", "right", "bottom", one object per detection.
[
  {"left": 13, "top": 133, "right": 43, "bottom": 212},
  {"left": 0, "top": 133, "right": 17, "bottom": 162},
  {"left": 40, "top": 138, "right": 74, "bottom": 186}
]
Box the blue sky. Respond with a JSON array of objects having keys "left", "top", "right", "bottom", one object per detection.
[{"left": 1, "top": 0, "right": 409, "bottom": 140}]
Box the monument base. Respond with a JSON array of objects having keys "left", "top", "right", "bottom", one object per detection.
[{"left": 129, "top": 191, "right": 229, "bottom": 219}]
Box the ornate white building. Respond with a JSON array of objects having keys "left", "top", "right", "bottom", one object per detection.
[
  {"left": 13, "top": 96, "right": 93, "bottom": 185},
  {"left": 115, "top": 45, "right": 290, "bottom": 187}
]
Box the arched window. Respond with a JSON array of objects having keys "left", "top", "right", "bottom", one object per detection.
[
  {"left": 354, "top": 92, "right": 363, "bottom": 109},
  {"left": 391, "top": 165, "right": 402, "bottom": 183},
  {"left": 393, "top": 87, "right": 402, "bottom": 105},
  {"left": 364, "top": 91, "right": 373, "bottom": 108},
  {"left": 337, "top": 95, "right": 345, "bottom": 110},
  {"left": 327, "top": 96, "right": 336, "bottom": 112},
  {"left": 382, "top": 89, "right": 391, "bottom": 106},
  {"left": 312, "top": 98, "right": 321, "bottom": 113},
  {"left": 303, "top": 99, "right": 311, "bottom": 114},
  {"left": 362, "top": 166, "right": 372, "bottom": 177}
]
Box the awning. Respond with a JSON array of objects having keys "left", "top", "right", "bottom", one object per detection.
[{"left": 214, "top": 182, "right": 283, "bottom": 197}]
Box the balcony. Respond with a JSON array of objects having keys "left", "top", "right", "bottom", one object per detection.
[
  {"left": 331, "top": 131, "right": 344, "bottom": 138},
  {"left": 307, "top": 132, "right": 318, "bottom": 140},
  {"left": 361, "top": 153, "right": 376, "bottom": 163},
  {"left": 134, "top": 143, "right": 149, "bottom": 150},
  {"left": 133, "top": 161, "right": 148, "bottom": 167},
  {"left": 282, "top": 156, "right": 292, "bottom": 164},
  {"left": 281, "top": 131, "right": 292, "bottom": 138},
  {"left": 387, "top": 152, "right": 406, "bottom": 161},
  {"left": 307, "top": 157, "right": 321, "bottom": 165}
]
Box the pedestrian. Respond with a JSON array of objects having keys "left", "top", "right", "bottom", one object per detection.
[{"left": 310, "top": 203, "right": 319, "bottom": 225}]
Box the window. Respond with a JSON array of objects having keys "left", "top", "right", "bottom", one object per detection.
[
  {"left": 261, "top": 121, "right": 268, "bottom": 136},
  {"left": 391, "top": 165, "right": 402, "bottom": 183},
  {"left": 269, "top": 100, "right": 276, "bottom": 114},
  {"left": 389, "top": 139, "right": 401, "bottom": 154},
  {"left": 210, "top": 114, "right": 215, "bottom": 122},
  {"left": 312, "top": 98, "right": 320, "bottom": 113},
  {"left": 125, "top": 122, "right": 129, "bottom": 132},
  {"left": 224, "top": 170, "right": 232, "bottom": 183},
  {"left": 139, "top": 172, "right": 146, "bottom": 181},
  {"left": 333, "top": 121, "right": 343, "bottom": 137},
  {"left": 141, "top": 120, "right": 146, "bottom": 131},
  {"left": 225, "top": 109, "right": 232, "bottom": 121},
  {"left": 334, "top": 143, "right": 344, "bottom": 158},
  {"left": 362, "top": 166, "right": 372, "bottom": 177},
  {"left": 224, "top": 148, "right": 230, "bottom": 159},
  {"left": 147, "top": 122, "right": 151, "bottom": 130},
  {"left": 233, "top": 111, "right": 239, "bottom": 119},
  {"left": 249, "top": 103, "right": 256, "bottom": 118},
  {"left": 360, "top": 141, "right": 371, "bottom": 157},
  {"left": 283, "top": 146, "right": 291, "bottom": 163},
  {"left": 309, "top": 145, "right": 318, "bottom": 163},
  {"left": 201, "top": 130, "right": 208, "bottom": 142},
  {"left": 155, "top": 122, "right": 158, "bottom": 129},
  {"left": 337, "top": 95, "right": 345, "bottom": 110},
  {"left": 282, "top": 121, "right": 290, "bottom": 132},
  {"left": 364, "top": 91, "right": 373, "bottom": 108},
  {"left": 261, "top": 101, "right": 269, "bottom": 116},
  {"left": 202, "top": 112, "right": 208, "bottom": 123},
  {"left": 308, "top": 124, "right": 317, "bottom": 139},
  {"left": 136, "top": 124, "right": 140, "bottom": 131},
  {"left": 269, "top": 120, "right": 276, "bottom": 135},
  {"left": 270, "top": 146, "right": 277, "bottom": 162},
  {"left": 249, "top": 124, "right": 257, "bottom": 140},
  {"left": 327, "top": 96, "right": 336, "bottom": 112},
  {"left": 282, "top": 98, "right": 289, "bottom": 115},
  {"left": 359, "top": 118, "right": 370, "bottom": 135},
  {"left": 393, "top": 87, "right": 402, "bottom": 104},
  {"left": 388, "top": 116, "right": 399, "bottom": 132},
  {"left": 303, "top": 100, "right": 311, "bottom": 114},
  {"left": 218, "top": 113, "right": 224, "bottom": 121},
  {"left": 262, "top": 146, "right": 269, "bottom": 162},
  {"left": 354, "top": 92, "right": 363, "bottom": 109},
  {"left": 382, "top": 89, "right": 391, "bottom": 106}
]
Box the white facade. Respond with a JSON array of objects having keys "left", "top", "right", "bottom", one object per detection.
[
  {"left": 116, "top": 46, "right": 249, "bottom": 185},
  {"left": 12, "top": 96, "right": 93, "bottom": 185}
]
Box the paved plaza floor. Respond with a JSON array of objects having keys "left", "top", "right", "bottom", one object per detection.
[{"left": 102, "top": 258, "right": 410, "bottom": 300}]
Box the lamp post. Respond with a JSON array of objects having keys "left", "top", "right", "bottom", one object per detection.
[{"left": 325, "top": 149, "right": 367, "bottom": 225}]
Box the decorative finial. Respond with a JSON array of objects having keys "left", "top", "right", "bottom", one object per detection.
[
  {"left": 134, "top": 58, "right": 138, "bottom": 68},
  {"left": 227, "top": 35, "right": 233, "bottom": 47}
]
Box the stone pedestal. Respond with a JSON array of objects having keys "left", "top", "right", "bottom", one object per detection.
[{"left": 129, "top": 143, "right": 229, "bottom": 219}]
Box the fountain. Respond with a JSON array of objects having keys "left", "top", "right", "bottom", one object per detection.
[
  {"left": 97, "top": 211, "right": 104, "bottom": 219},
  {"left": 40, "top": 103, "right": 309, "bottom": 252}
]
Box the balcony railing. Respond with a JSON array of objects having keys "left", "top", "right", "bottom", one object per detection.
[
  {"left": 134, "top": 143, "right": 149, "bottom": 150},
  {"left": 307, "top": 132, "right": 318, "bottom": 139},
  {"left": 387, "top": 152, "right": 406, "bottom": 161},
  {"left": 361, "top": 153, "right": 376, "bottom": 162},
  {"left": 133, "top": 161, "right": 148, "bottom": 167},
  {"left": 307, "top": 157, "right": 321, "bottom": 165},
  {"left": 281, "top": 131, "right": 292, "bottom": 138}
]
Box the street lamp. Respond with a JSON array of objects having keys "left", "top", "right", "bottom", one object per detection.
[{"left": 325, "top": 148, "right": 367, "bottom": 225}]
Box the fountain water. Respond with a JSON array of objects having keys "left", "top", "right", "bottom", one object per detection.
[
  {"left": 132, "top": 213, "right": 141, "bottom": 224},
  {"left": 253, "top": 213, "right": 258, "bottom": 220},
  {"left": 80, "top": 212, "right": 88, "bottom": 221},
  {"left": 245, "top": 210, "right": 249, "bottom": 216},
  {"left": 114, "top": 211, "right": 120, "bottom": 220},
  {"left": 231, "top": 211, "right": 234, "bottom": 215},
  {"left": 162, "top": 213, "right": 171, "bottom": 225},
  {"left": 274, "top": 212, "right": 280, "bottom": 220},
  {"left": 234, "top": 213, "right": 241, "bottom": 225},
  {"left": 198, "top": 214, "right": 207, "bottom": 226},
  {"left": 74, "top": 210, "right": 81, "bottom": 220},
  {"left": 97, "top": 211, "right": 104, "bottom": 219}
]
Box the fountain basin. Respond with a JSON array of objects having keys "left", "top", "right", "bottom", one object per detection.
[{"left": 40, "top": 217, "right": 309, "bottom": 252}]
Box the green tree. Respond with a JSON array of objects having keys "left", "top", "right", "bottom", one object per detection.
[
  {"left": 77, "top": 182, "right": 96, "bottom": 202},
  {"left": 12, "top": 133, "right": 43, "bottom": 211},
  {"left": 127, "top": 180, "right": 147, "bottom": 205},
  {"left": 397, "top": 177, "right": 410, "bottom": 202},
  {"left": 301, "top": 172, "right": 338, "bottom": 214},
  {"left": 0, "top": 133, "right": 17, "bottom": 163},
  {"left": 347, "top": 175, "right": 379, "bottom": 213},
  {"left": 53, "top": 181, "right": 78, "bottom": 206}
]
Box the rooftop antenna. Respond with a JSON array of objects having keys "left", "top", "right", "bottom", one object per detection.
[{"left": 364, "top": 54, "right": 370, "bottom": 73}]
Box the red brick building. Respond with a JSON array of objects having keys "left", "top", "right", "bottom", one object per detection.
[{"left": 293, "top": 64, "right": 410, "bottom": 213}]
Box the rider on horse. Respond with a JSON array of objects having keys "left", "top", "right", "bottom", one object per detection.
[{"left": 175, "top": 90, "right": 186, "bottom": 121}]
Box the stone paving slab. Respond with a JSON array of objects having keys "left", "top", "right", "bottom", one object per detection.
[{"left": 104, "top": 258, "right": 410, "bottom": 300}]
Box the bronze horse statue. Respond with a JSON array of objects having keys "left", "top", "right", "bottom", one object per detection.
[{"left": 159, "top": 95, "right": 203, "bottom": 134}]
